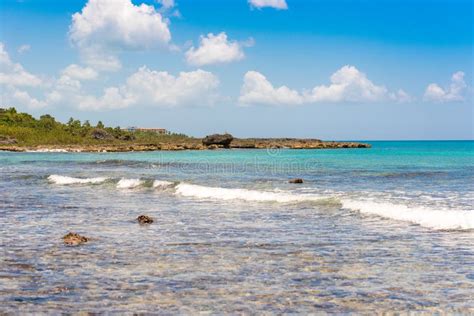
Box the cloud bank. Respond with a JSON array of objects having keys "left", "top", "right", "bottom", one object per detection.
[
  {"left": 239, "top": 65, "right": 411, "bottom": 106},
  {"left": 79, "top": 67, "right": 220, "bottom": 110}
]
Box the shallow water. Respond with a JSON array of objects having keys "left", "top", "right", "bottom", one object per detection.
[{"left": 1, "top": 141, "right": 473, "bottom": 313}]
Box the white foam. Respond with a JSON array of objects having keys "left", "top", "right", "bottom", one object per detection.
[
  {"left": 28, "top": 148, "right": 68, "bottom": 153},
  {"left": 175, "top": 183, "right": 327, "bottom": 203},
  {"left": 153, "top": 180, "right": 174, "bottom": 188},
  {"left": 342, "top": 199, "right": 474, "bottom": 230},
  {"left": 48, "top": 174, "right": 108, "bottom": 185},
  {"left": 116, "top": 178, "right": 143, "bottom": 189}
]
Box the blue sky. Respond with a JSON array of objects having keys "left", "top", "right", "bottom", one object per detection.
[{"left": 0, "top": 0, "right": 472, "bottom": 139}]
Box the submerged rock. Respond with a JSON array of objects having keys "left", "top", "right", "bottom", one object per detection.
[
  {"left": 63, "top": 232, "right": 89, "bottom": 246},
  {"left": 137, "top": 215, "right": 154, "bottom": 224},
  {"left": 289, "top": 178, "right": 304, "bottom": 184},
  {"left": 202, "top": 133, "right": 234, "bottom": 148}
]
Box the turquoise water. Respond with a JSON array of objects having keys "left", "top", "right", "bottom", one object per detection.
[{"left": 1, "top": 141, "right": 473, "bottom": 313}]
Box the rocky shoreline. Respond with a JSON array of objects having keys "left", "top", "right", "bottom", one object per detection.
[{"left": 0, "top": 138, "right": 371, "bottom": 152}]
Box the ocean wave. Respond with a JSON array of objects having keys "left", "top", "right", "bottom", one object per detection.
[
  {"left": 342, "top": 199, "right": 474, "bottom": 230},
  {"left": 116, "top": 178, "right": 144, "bottom": 189},
  {"left": 175, "top": 183, "right": 331, "bottom": 203},
  {"left": 153, "top": 180, "right": 174, "bottom": 188},
  {"left": 48, "top": 174, "right": 108, "bottom": 185}
]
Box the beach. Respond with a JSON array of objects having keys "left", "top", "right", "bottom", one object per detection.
[{"left": 1, "top": 141, "right": 473, "bottom": 313}]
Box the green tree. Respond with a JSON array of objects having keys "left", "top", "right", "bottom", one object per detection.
[{"left": 39, "top": 114, "right": 56, "bottom": 130}]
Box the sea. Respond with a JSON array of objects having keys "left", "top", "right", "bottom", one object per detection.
[{"left": 1, "top": 141, "right": 473, "bottom": 313}]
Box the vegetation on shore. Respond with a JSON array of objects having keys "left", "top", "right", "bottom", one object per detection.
[
  {"left": 0, "top": 107, "right": 194, "bottom": 147},
  {"left": 0, "top": 107, "right": 371, "bottom": 151}
]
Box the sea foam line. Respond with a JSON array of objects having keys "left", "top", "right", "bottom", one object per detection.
[
  {"left": 341, "top": 199, "right": 474, "bottom": 230},
  {"left": 48, "top": 174, "right": 108, "bottom": 185}
]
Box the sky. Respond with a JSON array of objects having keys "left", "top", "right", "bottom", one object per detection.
[{"left": 0, "top": 0, "right": 472, "bottom": 140}]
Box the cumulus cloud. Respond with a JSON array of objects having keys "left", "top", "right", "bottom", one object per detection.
[
  {"left": 390, "top": 89, "right": 413, "bottom": 103},
  {"left": 306, "top": 66, "right": 388, "bottom": 103},
  {"left": 0, "top": 42, "right": 42, "bottom": 87},
  {"left": 17, "top": 44, "right": 31, "bottom": 54},
  {"left": 10, "top": 88, "right": 47, "bottom": 109},
  {"left": 61, "top": 64, "right": 98, "bottom": 81},
  {"left": 423, "top": 71, "right": 467, "bottom": 102},
  {"left": 249, "top": 0, "right": 288, "bottom": 10},
  {"left": 69, "top": 0, "right": 171, "bottom": 71},
  {"left": 78, "top": 67, "right": 220, "bottom": 110},
  {"left": 239, "top": 71, "right": 303, "bottom": 106},
  {"left": 185, "top": 32, "right": 251, "bottom": 66},
  {"left": 240, "top": 65, "right": 409, "bottom": 106}
]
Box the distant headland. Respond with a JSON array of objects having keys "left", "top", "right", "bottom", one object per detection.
[{"left": 0, "top": 108, "right": 370, "bottom": 152}]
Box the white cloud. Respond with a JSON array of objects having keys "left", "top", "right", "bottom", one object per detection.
[
  {"left": 185, "top": 32, "right": 250, "bottom": 66},
  {"left": 390, "top": 89, "right": 413, "bottom": 103},
  {"left": 306, "top": 66, "right": 389, "bottom": 103},
  {"left": 249, "top": 0, "right": 288, "bottom": 10},
  {"left": 1, "top": 85, "right": 47, "bottom": 109},
  {"left": 78, "top": 66, "right": 220, "bottom": 110},
  {"left": 17, "top": 44, "right": 31, "bottom": 54},
  {"left": 423, "top": 71, "right": 467, "bottom": 102},
  {"left": 11, "top": 88, "right": 47, "bottom": 109},
  {"left": 239, "top": 71, "right": 303, "bottom": 106},
  {"left": 69, "top": 0, "right": 171, "bottom": 71},
  {"left": 156, "top": 0, "right": 175, "bottom": 9},
  {"left": 0, "top": 42, "right": 42, "bottom": 87},
  {"left": 78, "top": 87, "right": 136, "bottom": 110},
  {"left": 61, "top": 64, "right": 98, "bottom": 81},
  {"left": 240, "top": 66, "right": 408, "bottom": 106}
]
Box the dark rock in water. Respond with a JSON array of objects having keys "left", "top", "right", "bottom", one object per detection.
[
  {"left": 202, "top": 133, "right": 233, "bottom": 148},
  {"left": 63, "top": 232, "right": 89, "bottom": 246},
  {"left": 91, "top": 128, "right": 112, "bottom": 140},
  {"left": 0, "top": 135, "right": 17, "bottom": 145},
  {"left": 137, "top": 215, "right": 154, "bottom": 224},
  {"left": 289, "top": 178, "right": 304, "bottom": 184}
]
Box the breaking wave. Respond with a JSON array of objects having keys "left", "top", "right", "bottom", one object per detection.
[
  {"left": 341, "top": 199, "right": 474, "bottom": 230},
  {"left": 116, "top": 178, "right": 144, "bottom": 189},
  {"left": 153, "top": 180, "right": 174, "bottom": 188},
  {"left": 47, "top": 175, "right": 473, "bottom": 230},
  {"left": 175, "top": 183, "right": 473, "bottom": 230},
  {"left": 175, "top": 183, "right": 330, "bottom": 203},
  {"left": 48, "top": 175, "right": 108, "bottom": 185}
]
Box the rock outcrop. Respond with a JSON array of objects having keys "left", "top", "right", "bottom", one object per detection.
[
  {"left": 289, "top": 178, "right": 304, "bottom": 184},
  {"left": 91, "top": 129, "right": 112, "bottom": 140},
  {"left": 230, "top": 139, "right": 371, "bottom": 150},
  {"left": 137, "top": 215, "right": 154, "bottom": 225},
  {"left": 63, "top": 232, "right": 89, "bottom": 246},
  {"left": 0, "top": 135, "right": 17, "bottom": 145},
  {"left": 202, "top": 133, "right": 234, "bottom": 148}
]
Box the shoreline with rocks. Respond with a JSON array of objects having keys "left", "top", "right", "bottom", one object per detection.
[{"left": 0, "top": 137, "right": 371, "bottom": 152}]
